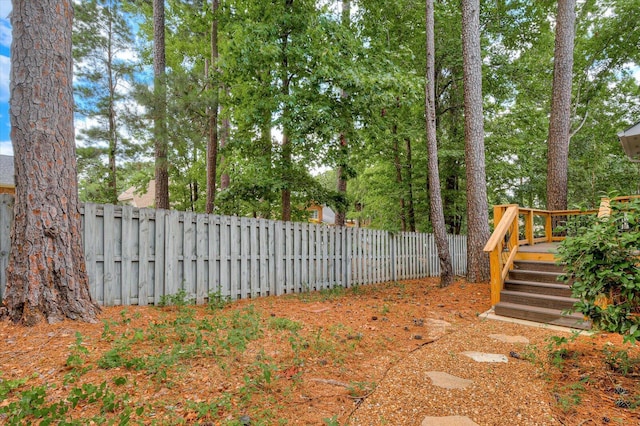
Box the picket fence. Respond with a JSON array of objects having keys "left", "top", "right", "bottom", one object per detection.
[{"left": 0, "top": 195, "right": 467, "bottom": 306}]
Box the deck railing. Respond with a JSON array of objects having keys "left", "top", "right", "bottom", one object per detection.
[{"left": 483, "top": 204, "right": 599, "bottom": 306}]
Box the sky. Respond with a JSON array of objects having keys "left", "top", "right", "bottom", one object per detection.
[{"left": 0, "top": 1, "right": 11, "bottom": 155}]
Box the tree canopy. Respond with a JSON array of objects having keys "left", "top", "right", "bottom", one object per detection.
[{"left": 71, "top": 0, "right": 640, "bottom": 230}]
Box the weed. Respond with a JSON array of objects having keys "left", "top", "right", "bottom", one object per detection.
[
  {"left": 64, "top": 332, "right": 93, "bottom": 384},
  {"left": 101, "top": 319, "right": 117, "bottom": 340},
  {"left": 269, "top": 317, "right": 303, "bottom": 333},
  {"left": 0, "top": 373, "right": 29, "bottom": 400},
  {"left": 554, "top": 379, "right": 587, "bottom": 412},
  {"left": 208, "top": 288, "right": 231, "bottom": 311},
  {"left": 323, "top": 415, "right": 340, "bottom": 425},
  {"left": 347, "top": 380, "right": 375, "bottom": 398},
  {"left": 158, "top": 288, "right": 194, "bottom": 308},
  {"left": 603, "top": 345, "right": 640, "bottom": 376}
]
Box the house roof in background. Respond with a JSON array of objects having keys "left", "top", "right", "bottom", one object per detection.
[
  {"left": 118, "top": 179, "right": 155, "bottom": 208},
  {"left": 0, "top": 155, "right": 14, "bottom": 187},
  {"left": 618, "top": 121, "right": 640, "bottom": 161}
]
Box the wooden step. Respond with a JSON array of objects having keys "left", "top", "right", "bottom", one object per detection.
[
  {"left": 500, "top": 290, "right": 578, "bottom": 311},
  {"left": 504, "top": 279, "right": 573, "bottom": 298},
  {"left": 508, "top": 269, "right": 564, "bottom": 284},
  {"left": 513, "top": 260, "right": 565, "bottom": 273},
  {"left": 494, "top": 302, "right": 591, "bottom": 330}
]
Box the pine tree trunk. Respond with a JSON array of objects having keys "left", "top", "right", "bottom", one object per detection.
[
  {"left": 546, "top": 0, "right": 576, "bottom": 211},
  {"left": 5, "top": 0, "right": 100, "bottom": 325},
  {"left": 425, "top": 0, "right": 454, "bottom": 288},
  {"left": 280, "top": 0, "right": 293, "bottom": 222},
  {"left": 334, "top": 0, "right": 351, "bottom": 228},
  {"left": 461, "top": 0, "right": 490, "bottom": 283},
  {"left": 206, "top": 0, "right": 220, "bottom": 214},
  {"left": 153, "top": 0, "right": 169, "bottom": 209}
]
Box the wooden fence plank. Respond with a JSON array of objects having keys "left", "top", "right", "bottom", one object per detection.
[
  {"left": 274, "top": 221, "right": 284, "bottom": 295},
  {"left": 121, "top": 205, "right": 133, "bottom": 306},
  {"left": 183, "top": 212, "right": 195, "bottom": 298},
  {"left": 208, "top": 215, "right": 219, "bottom": 295},
  {"left": 220, "top": 216, "right": 230, "bottom": 299},
  {"left": 239, "top": 218, "right": 248, "bottom": 299},
  {"left": 165, "top": 210, "right": 180, "bottom": 296},
  {"left": 82, "top": 203, "right": 98, "bottom": 303},
  {"left": 103, "top": 204, "right": 117, "bottom": 305},
  {"left": 230, "top": 216, "right": 240, "bottom": 300},
  {"left": 138, "top": 208, "right": 150, "bottom": 306},
  {"left": 196, "top": 214, "right": 207, "bottom": 304},
  {"left": 154, "top": 209, "right": 166, "bottom": 305}
]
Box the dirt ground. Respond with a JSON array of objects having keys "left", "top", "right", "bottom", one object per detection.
[{"left": 0, "top": 278, "right": 639, "bottom": 425}]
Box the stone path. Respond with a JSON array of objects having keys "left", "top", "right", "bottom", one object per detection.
[{"left": 418, "top": 333, "right": 530, "bottom": 425}]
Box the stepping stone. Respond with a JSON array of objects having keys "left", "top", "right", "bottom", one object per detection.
[
  {"left": 488, "top": 334, "right": 530, "bottom": 344},
  {"left": 426, "top": 371, "right": 473, "bottom": 389},
  {"left": 461, "top": 351, "right": 508, "bottom": 363},
  {"left": 421, "top": 415, "right": 479, "bottom": 426}
]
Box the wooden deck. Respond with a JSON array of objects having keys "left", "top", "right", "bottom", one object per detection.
[{"left": 515, "top": 242, "right": 560, "bottom": 262}]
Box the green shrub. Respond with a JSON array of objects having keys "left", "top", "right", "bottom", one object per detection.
[{"left": 558, "top": 198, "right": 640, "bottom": 343}]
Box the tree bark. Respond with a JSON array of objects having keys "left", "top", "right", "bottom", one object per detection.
[
  {"left": 335, "top": 0, "right": 351, "bottom": 228},
  {"left": 206, "top": 0, "right": 220, "bottom": 214},
  {"left": 425, "top": 0, "right": 454, "bottom": 288},
  {"left": 153, "top": 0, "right": 169, "bottom": 209},
  {"left": 5, "top": 0, "right": 100, "bottom": 325},
  {"left": 461, "top": 0, "right": 490, "bottom": 283},
  {"left": 280, "top": 0, "right": 293, "bottom": 222},
  {"left": 546, "top": 0, "right": 576, "bottom": 211}
]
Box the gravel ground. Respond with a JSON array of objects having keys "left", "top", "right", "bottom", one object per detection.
[{"left": 349, "top": 319, "right": 561, "bottom": 426}]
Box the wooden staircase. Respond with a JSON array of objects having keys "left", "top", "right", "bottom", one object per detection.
[{"left": 493, "top": 260, "right": 591, "bottom": 329}]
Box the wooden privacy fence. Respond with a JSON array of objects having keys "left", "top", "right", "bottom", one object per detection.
[{"left": 0, "top": 195, "right": 467, "bottom": 306}]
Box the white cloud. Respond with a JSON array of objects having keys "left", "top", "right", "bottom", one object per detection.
[
  {"left": 0, "top": 55, "right": 9, "bottom": 102},
  {"left": 0, "top": 140, "right": 12, "bottom": 156}
]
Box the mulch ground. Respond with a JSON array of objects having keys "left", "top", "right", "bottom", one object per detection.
[{"left": 0, "top": 278, "right": 638, "bottom": 425}]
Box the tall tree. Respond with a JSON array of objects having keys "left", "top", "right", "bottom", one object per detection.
[
  {"left": 4, "top": 0, "right": 100, "bottom": 325},
  {"left": 334, "top": 0, "right": 350, "bottom": 227},
  {"left": 546, "top": 0, "right": 576, "bottom": 211},
  {"left": 205, "top": 0, "right": 220, "bottom": 214},
  {"left": 461, "top": 0, "right": 490, "bottom": 282},
  {"left": 425, "top": 0, "right": 454, "bottom": 288},
  {"left": 153, "top": 0, "right": 169, "bottom": 209},
  {"left": 73, "top": 0, "right": 136, "bottom": 205}
]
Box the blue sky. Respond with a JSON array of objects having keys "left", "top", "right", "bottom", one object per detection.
[{"left": 0, "top": 1, "right": 10, "bottom": 155}]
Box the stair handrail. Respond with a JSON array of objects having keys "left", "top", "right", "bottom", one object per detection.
[{"left": 484, "top": 205, "right": 519, "bottom": 306}]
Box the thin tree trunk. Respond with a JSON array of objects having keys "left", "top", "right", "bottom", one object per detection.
[
  {"left": 206, "top": 0, "right": 220, "bottom": 214},
  {"left": 425, "top": 0, "right": 454, "bottom": 287},
  {"left": 546, "top": 0, "right": 576, "bottom": 211},
  {"left": 461, "top": 0, "right": 490, "bottom": 282},
  {"left": 280, "top": 0, "right": 293, "bottom": 222},
  {"left": 5, "top": 0, "right": 100, "bottom": 325},
  {"left": 153, "top": 0, "right": 169, "bottom": 209},
  {"left": 335, "top": 0, "right": 350, "bottom": 227}
]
